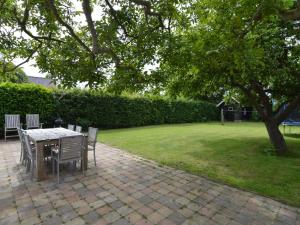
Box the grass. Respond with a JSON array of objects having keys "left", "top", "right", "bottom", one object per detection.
[{"left": 98, "top": 122, "right": 300, "bottom": 206}]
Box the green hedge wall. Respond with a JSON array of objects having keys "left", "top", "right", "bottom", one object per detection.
[
  {"left": 0, "top": 83, "right": 219, "bottom": 133},
  {"left": 0, "top": 83, "right": 55, "bottom": 133}
]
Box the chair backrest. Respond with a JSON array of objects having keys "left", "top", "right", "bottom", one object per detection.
[
  {"left": 59, "top": 135, "right": 83, "bottom": 161},
  {"left": 17, "top": 127, "right": 25, "bottom": 151},
  {"left": 75, "top": 125, "right": 82, "bottom": 133},
  {"left": 5, "top": 114, "right": 20, "bottom": 129},
  {"left": 26, "top": 114, "right": 40, "bottom": 129},
  {"left": 88, "top": 127, "right": 98, "bottom": 146},
  {"left": 67, "top": 124, "right": 75, "bottom": 131},
  {"left": 23, "top": 132, "right": 34, "bottom": 159}
]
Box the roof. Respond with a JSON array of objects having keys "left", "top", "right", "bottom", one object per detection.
[
  {"left": 216, "top": 97, "right": 240, "bottom": 107},
  {"left": 27, "top": 76, "right": 55, "bottom": 88}
]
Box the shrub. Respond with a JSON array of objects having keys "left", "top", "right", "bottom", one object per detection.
[
  {"left": 0, "top": 83, "right": 219, "bottom": 134},
  {"left": 0, "top": 83, "right": 55, "bottom": 134}
]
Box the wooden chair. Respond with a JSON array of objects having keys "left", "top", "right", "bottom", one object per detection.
[
  {"left": 88, "top": 127, "right": 98, "bottom": 166},
  {"left": 26, "top": 114, "right": 43, "bottom": 129},
  {"left": 75, "top": 125, "right": 82, "bottom": 133},
  {"left": 51, "top": 135, "right": 84, "bottom": 184},
  {"left": 5, "top": 114, "right": 21, "bottom": 141},
  {"left": 67, "top": 124, "right": 75, "bottom": 131}
]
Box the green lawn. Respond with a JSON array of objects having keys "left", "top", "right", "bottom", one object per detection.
[{"left": 98, "top": 122, "right": 300, "bottom": 206}]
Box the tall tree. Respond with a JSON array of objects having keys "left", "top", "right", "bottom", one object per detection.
[{"left": 159, "top": 0, "right": 300, "bottom": 154}]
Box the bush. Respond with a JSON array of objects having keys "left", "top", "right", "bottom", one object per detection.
[
  {"left": 0, "top": 83, "right": 55, "bottom": 135},
  {"left": 54, "top": 90, "right": 219, "bottom": 129},
  {"left": 0, "top": 83, "right": 219, "bottom": 133}
]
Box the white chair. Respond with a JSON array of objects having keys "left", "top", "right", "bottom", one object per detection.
[
  {"left": 51, "top": 135, "right": 84, "bottom": 183},
  {"left": 5, "top": 114, "right": 21, "bottom": 141},
  {"left": 26, "top": 114, "right": 43, "bottom": 129},
  {"left": 75, "top": 125, "right": 82, "bottom": 133},
  {"left": 88, "top": 127, "right": 98, "bottom": 166},
  {"left": 67, "top": 124, "right": 75, "bottom": 131},
  {"left": 17, "top": 127, "right": 27, "bottom": 164},
  {"left": 22, "top": 132, "right": 36, "bottom": 180}
]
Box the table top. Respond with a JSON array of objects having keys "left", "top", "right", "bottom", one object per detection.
[{"left": 26, "top": 127, "right": 83, "bottom": 142}]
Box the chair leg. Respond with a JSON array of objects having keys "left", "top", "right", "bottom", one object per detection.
[
  {"left": 73, "top": 161, "right": 77, "bottom": 170},
  {"left": 82, "top": 159, "right": 84, "bottom": 176},
  {"left": 19, "top": 148, "right": 22, "bottom": 163},
  {"left": 57, "top": 161, "right": 59, "bottom": 184},
  {"left": 31, "top": 160, "right": 34, "bottom": 180},
  {"left": 4, "top": 129, "right": 6, "bottom": 142},
  {"left": 26, "top": 160, "right": 30, "bottom": 173},
  {"left": 52, "top": 158, "right": 55, "bottom": 175},
  {"left": 93, "top": 148, "right": 96, "bottom": 166}
]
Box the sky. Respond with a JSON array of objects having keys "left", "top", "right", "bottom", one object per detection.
[{"left": 14, "top": 58, "right": 44, "bottom": 77}]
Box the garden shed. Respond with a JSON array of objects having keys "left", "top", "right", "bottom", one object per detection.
[{"left": 216, "top": 97, "right": 253, "bottom": 121}]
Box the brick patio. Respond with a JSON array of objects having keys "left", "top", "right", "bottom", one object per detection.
[{"left": 0, "top": 140, "right": 299, "bottom": 225}]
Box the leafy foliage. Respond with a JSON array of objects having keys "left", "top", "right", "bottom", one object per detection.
[
  {"left": 54, "top": 90, "right": 218, "bottom": 129},
  {"left": 0, "top": 0, "right": 183, "bottom": 92},
  {"left": 0, "top": 61, "right": 28, "bottom": 83},
  {"left": 157, "top": 0, "right": 300, "bottom": 153},
  {"left": 0, "top": 83, "right": 218, "bottom": 134},
  {"left": 0, "top": 82, "right": 55, "bottom": 132}
]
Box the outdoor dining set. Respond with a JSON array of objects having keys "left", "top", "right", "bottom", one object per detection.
[{"left": 4, "top": 114, "right": 98, "bottom": 183}]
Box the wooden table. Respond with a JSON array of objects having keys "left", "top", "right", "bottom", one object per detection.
[{"left": 26, "top": 128, "right": 88, "bottom": 181}]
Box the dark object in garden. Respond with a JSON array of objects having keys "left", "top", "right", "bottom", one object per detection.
[{"left": 54, "top": 117, "right": 63, "bottom": 127}]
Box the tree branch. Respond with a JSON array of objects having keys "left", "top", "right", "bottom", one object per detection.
[
  {"left": 129, "top": 0, "right": 164, "bottom": 28},
  {"left": 238, "top": 1, "right": 264, "bottom": 38},
  {"left": 104, "top": 0, "right": 131, "bottom": 38},
  {"left": 82, "top": 0, "right": 100, "bottom": 54},
  {"left": 3, "top": 43, "right": 42, "bottom": 74},
  {"left": 230, "top": 81, "right": 268, "bottom": 121},
  {"left": 13, "top": 5, "right": 63, "bottom": 43},
  {"left": 275, "top": 94, "right": 300, "bottom": 124},
  {"left": 250, "top": 81, "right": 273, "bottom": 116},
  {"left": 280, "top": 0, "right": 300, "bottom": 21},
  {"left": 47, "top": 0, "right": 93, "bottom": 55}
]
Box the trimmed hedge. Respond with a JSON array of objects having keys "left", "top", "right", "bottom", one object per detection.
[
  {"left": 0, "top": 83, "right": 55, "bottom": 133},
  {"left": 0, "top": 83, "right": 219, "bottom": 133}
]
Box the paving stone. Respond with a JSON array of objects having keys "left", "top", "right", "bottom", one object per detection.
[
  {"left": 126, "top": 211, "right": 143, "bottom": 224},
  {"left": 168, "top": 212, "right": 186, "bottom": 225},
  {"left": 65, "top": 217, "right": 86, "bottom": 225},
  {"left": 111, "top": 218, "right": 131, "bottom": 225},
  {"left": 61, "top": 210, "right": 78, "bottom": 222},
  {"left": 103, "top": 211, "right": 121, "bottom": 223},
  {"left": 83, "top": 211, "right": 100, "bottom": 224},
  {"left": 110, "top": 200, "right": 124, "bottom": 210},
  {"left": 90, "top": 200, "right": 106, "bottom": 209},
  {"left": 43, "top": 215, "right": 62, "bottom": 225},
  {"left": 0, "top": 141, "right": 299, "bottom": 225}
]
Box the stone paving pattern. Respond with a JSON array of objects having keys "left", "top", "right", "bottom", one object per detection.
[{"left": 0, "top": 140, "right": 299, "bottom": 225}]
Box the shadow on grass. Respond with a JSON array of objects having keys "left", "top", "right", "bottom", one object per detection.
[
  {"left": 189, "top": 136, "right": 300, "bottom": 159},
  {"left": 284, "top": 133, "right": 300, "bottom": 139}
]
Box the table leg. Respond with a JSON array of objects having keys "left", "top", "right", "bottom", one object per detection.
[{"left": 36, "top": 141, "right": 47, "bottom": 181}]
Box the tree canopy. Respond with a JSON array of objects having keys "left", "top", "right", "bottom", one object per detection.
[{"left": 0, "top": 0, "right": 185, "bottom": 91}]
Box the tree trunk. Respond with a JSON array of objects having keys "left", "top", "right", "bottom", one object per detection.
[{"left": 264, "top": 120, "right": 288, "bottom": 155}]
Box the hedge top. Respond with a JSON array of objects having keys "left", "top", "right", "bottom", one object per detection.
[{"left": 0, "top": 82, "right": 219, "bottom": 133}]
